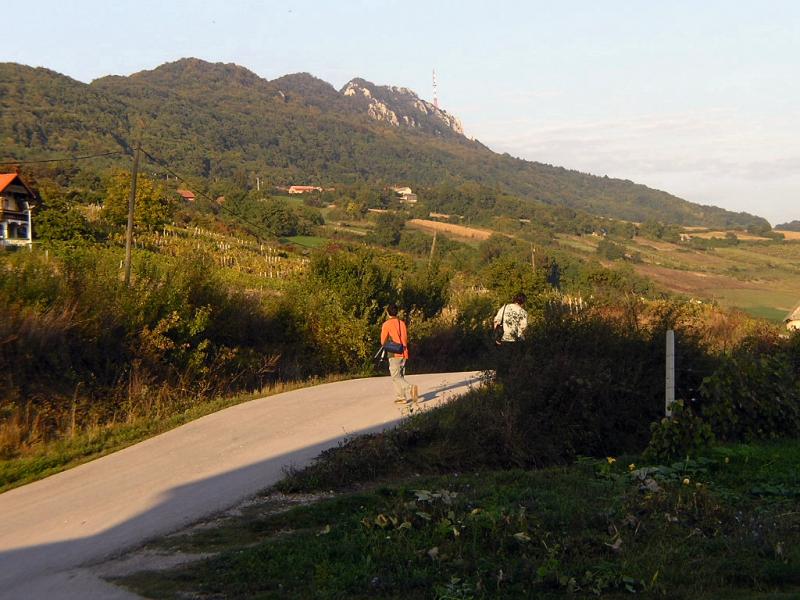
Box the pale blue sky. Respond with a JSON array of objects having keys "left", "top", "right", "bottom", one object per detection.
[{"left": 6, "top": 0, "right": 800, "bottom": 224}]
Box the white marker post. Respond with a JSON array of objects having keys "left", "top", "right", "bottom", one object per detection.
[{"left": 665, "top": 329, "right": 675, "bottom": 417}]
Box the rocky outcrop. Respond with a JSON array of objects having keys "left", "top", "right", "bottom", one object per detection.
[{"left": 341, "top": 78, "right": 464, "bottom": 137}]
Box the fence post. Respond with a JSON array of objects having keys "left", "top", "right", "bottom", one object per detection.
[{"left": 665, "top": 329, "right": 675, "bottom": 417}]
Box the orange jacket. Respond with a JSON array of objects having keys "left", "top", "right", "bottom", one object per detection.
[{"left": 381, "top": 317, "right": 409, "bottom": 359}]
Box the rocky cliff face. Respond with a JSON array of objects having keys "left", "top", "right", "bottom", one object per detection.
[{"left": 340, "top": 78, "right": 464, "bottom": 137}]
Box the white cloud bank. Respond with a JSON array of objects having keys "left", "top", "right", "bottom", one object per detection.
[{"left": 477, "top": 108, "right": 800, "bottom": 225}]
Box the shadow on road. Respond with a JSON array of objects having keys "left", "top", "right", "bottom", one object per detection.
[
  {"left": 0, "top": 371, "right": 485, "bottom": 599},
  {"left": 0, "top": 422, "right": 398, "bottom": 599}
]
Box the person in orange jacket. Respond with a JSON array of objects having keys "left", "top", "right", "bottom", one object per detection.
[{"left": 381, "top": 303, "right": 418, "bottom": 405}]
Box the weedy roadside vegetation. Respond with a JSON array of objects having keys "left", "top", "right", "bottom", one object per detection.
[
  {"left": 0, "top": 241, "right": 465, "bottom": 488},
  {"left": 119, "top": 440, "right": 800, "bottom": 599},
  {"left": 116, "top": 302, "right": 800, "bottom": 598}
]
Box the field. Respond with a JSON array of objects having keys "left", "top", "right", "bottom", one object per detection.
[
  {"left": 281, "top": 235, "right": 328, "bottom": 249},
  {"left": 555, "top": 233, "right": 800, "bottom": 322},
  {"left": 407, "top": 218, "right": 493, "bottom": 242}
]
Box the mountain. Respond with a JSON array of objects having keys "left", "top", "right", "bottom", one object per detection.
[
  {"left": 0, "top": 58, "right": 768, "bottom": 229},
  {"left": 341, "top": 78, "right": 463, "bottom": 137},
  {"left": 775, "top": 220, "right": 800, "bottom": 232},
  {"left": 0, "top": 63, "right": 132, "bottom": 157}
]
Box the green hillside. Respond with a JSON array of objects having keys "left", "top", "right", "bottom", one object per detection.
[{"left": 0, "top": 58, "right": 768, "bottom": 229}]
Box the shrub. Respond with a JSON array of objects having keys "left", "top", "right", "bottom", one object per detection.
[
  {"left": 643, "top": 401, "right": 715, "bottom": 461},
  {"left": 596, "top": 238, "right": 625, "bottom": 260},
  {"left": 698, "top": 354, "right": 800, "bottom": 442}
]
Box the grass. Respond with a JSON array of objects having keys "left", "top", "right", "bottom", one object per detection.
[
  {"left": 281, "top": 235, "right": 328, "bottom": 249},
  {"left": 0, "top": 375, "right": 348, "bottom": 493},
  {"left": 706, "top": 288, "right": 798, "bottom": 322},
  {"left": 116, "top": 439, "right": 800, "bottom": 599}
]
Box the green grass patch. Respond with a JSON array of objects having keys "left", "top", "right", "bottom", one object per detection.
[
  {"left": 117, "top": 439, "right": 800, "bottom": 599},
  {"left": 708, "top": 288, "right": 799, "bottom": 322},
  {"left": 742, "top": 305, "right": 789, "bottom": 322},
  {"left": 281, "top": 235, "right": 327, "bottom": 248}
]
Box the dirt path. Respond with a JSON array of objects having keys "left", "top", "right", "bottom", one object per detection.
[{"left": 0, "top": 371, "right": 483, "bottom": 599}]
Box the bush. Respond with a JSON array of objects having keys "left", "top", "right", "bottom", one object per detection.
[
  {"left": 596, "top": 238, "right": 625, "bottom": 260},
  {"left": 0, "top": 246, "right": 282, "bottom": 451},
  {"left": 643, "top": 401, "right": 715, "bottom": 461},
  {"left": 698, "top": 354, "right": 800, "bottom": 442}
]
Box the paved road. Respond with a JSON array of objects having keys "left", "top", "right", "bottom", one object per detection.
[{"left": 0, "top": 371, "right": 483, "bottom": 599}]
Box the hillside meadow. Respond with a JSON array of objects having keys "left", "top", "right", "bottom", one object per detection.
[{"left": 552, "top": 232, "right": 800, "bottom": 321}]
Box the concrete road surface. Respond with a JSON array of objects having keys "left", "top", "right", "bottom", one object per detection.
[{"left": 0, "top": 371, "right": 483, "bottom": 599}]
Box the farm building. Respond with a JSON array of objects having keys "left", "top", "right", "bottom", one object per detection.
[
  {"left": 288, "top": 185, "right": 323, "bottom": 194},
  {"left": 390, "top": 185, "right": 418, "bottom": 204},
  {"left": 0, "top": 173, "right": 35, "bottom": 248},
  {"left": 785, "top": 303, "right": 800, "bottom": 331}
]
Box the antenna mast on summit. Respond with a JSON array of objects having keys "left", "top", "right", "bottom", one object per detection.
[{"left": 432, "top": 69, "right": 439, "bottom": 109}]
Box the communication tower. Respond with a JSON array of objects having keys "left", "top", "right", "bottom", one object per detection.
[{"left": 432, "top": 69, "right": 439, "bottom": 109}]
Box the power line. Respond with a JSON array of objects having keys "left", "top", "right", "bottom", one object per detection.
[
  {"left": 139, "top": 147, "right": 269, "bottom": 243},
  {"left": 0, "top": 150, "right": 125, "bottom": 166}
]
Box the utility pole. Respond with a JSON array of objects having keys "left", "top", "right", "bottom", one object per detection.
[
  {"left": 124, "top": 142, "right": 141, "bottom": 286},
  {"left": 24, "top": 201, "right": 33, "bottom": 250},
  {"left": 428, "top": 229, "right": 437, "bottom": 267},
  {"left": 665, "top": 330, "right": 676, "bottom": 416},
  {"left": 531, "top": 243, "right": 536, "bottom": 270}
]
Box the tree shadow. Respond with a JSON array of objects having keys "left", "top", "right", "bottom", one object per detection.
[
  {"left": 418, "top": 373, "right": 485, "bottom": 402},
  {"left": 0, "top": 422, "right": 398, "bottom": 599}
]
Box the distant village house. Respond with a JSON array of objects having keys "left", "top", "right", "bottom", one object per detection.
[
  {"left": 0, "top": 173, "right": 35, "bottom": 248},
  {"left": 390, "top": 185, "right": 417, "bottom": 204},
  {"left": 288, "top": 185, "right": 323, "bottom": 194},
  {"left": 176, "top": 189, "right": 196, "bottom": 202}
]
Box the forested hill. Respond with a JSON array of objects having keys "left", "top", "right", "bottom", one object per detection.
[{"left": 0, "top": 58, "right": 767, "bottom": 228}]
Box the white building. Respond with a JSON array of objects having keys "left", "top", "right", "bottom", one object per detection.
[
  {"left": 390, "top": 185, "right": 417, "bottom": 204},
  {"left": 0, "top": 173, "right": 34, "bottom": 248}
]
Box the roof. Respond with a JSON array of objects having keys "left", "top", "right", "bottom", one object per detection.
[
  {"left": 0, "top": 174, "right": 17, "bottom": 193},
  {"left": 0, "top": 173, "right": 35, "bottom": 197},
  {"left": 176, "top": 189, "right": 195, "bottom": 201},
  {"left": 785, "top": 302, "right": 800, "bottom": 322}
]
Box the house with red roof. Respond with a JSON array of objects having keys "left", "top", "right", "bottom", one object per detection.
[
  {"left": 176, "top": 189, "right": 196, "bottom": 202},
  {"left": 0, "top": 173, "right": 35, "bottom": 247}
]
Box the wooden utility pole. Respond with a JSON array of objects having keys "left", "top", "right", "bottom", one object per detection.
[
  {"left": 123, "top": 143, "right": 141, "bottom": 286},
  {"left": 531, "top": 243, "right": 536, "bottom": 270},
  {"left": 665, "top": 329, "right": 676, "bottom": 416},
  {"left": 428, "top": 229, "right": 437, "bottom": 267}
]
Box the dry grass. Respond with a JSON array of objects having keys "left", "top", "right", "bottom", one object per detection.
[
  {"left": 407, "top": 218, "right": 493, "bottom": 241},
  {"left": 690, "top": 230, "right": 770, "bottom": 241},
  {"left": 775, "top": 229, "right": 800, "bottom": 240}
]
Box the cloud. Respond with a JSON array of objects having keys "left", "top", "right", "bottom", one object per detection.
[
  {"left": 478, "top": 108, "right": 800, "bottom": 182},
  {"left": 468, "top": 108, "right": 800, "bottom": 223}
]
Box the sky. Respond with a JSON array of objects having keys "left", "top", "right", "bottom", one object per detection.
[{"left": 6, "top": 0, "right": 800, "bottom": 225}]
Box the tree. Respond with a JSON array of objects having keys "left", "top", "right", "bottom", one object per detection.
[
  {"left": 597, "top": 238, "right": 626, "bottom": 261},
  {"left": 483, "top": 255, "right": 547, "bottom": 303},
  {"left": 259, "top": 201, "right": 299, "bottom": 237},
  {"left": 308, "top": 248, "right": 394, "bottom": 321},
  {"left": 400, "top": 264, "right": 450, "bottom": 318},
  {"left": 479, "top": 234, "right": 520, "bottom": 264},
  {"left": 368, "top": 212, "right": 405, "bottom": 246},
  {"left": 33, "top": 181, "right": 97, "bottom": 244},
  {"left": 547, "top": 259, "right": 562, "bottom": 290},
  {"left": 102, "top": 170, "right": 174, "bottom": 230}
]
